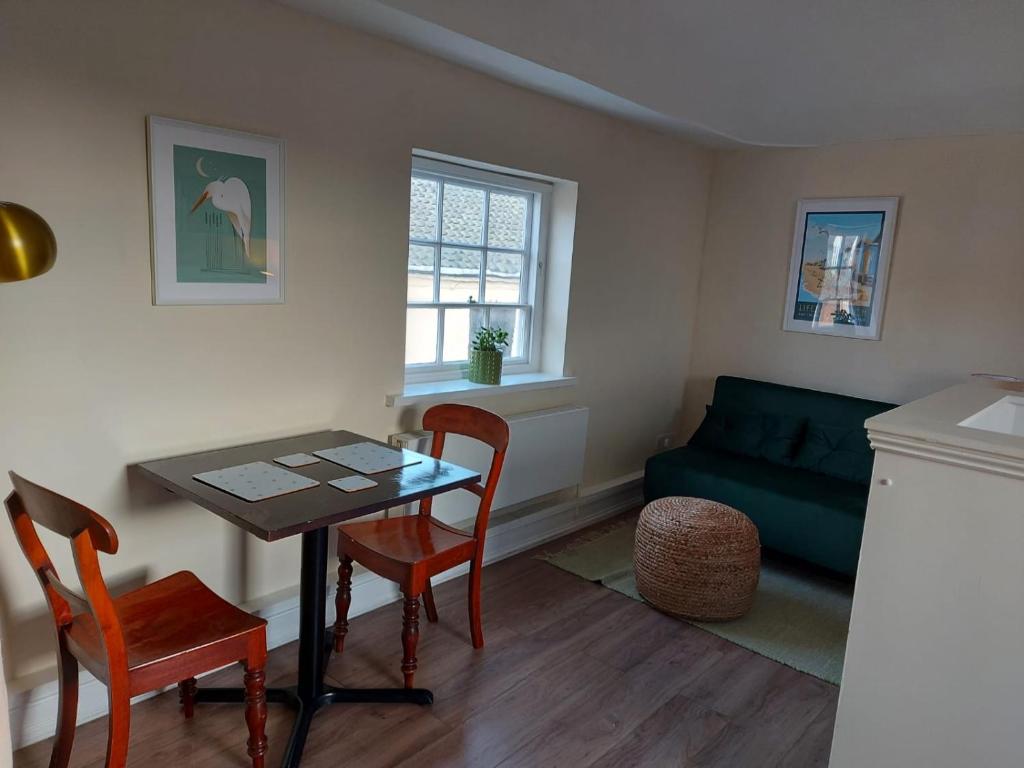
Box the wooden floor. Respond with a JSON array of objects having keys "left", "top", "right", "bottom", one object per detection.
[{"left": 14, "top": 517, "right": 839, "bottom": 768}]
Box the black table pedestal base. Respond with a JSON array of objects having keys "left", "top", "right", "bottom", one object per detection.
[
  {"left": 195, "top": 685, "right": 433, "bottom": 767},
  {"left": 194, "top": 528, "right": 431, "bottom": 767},
  {"left": 195, "top": 685, "right": 433, "bottom": 708}
]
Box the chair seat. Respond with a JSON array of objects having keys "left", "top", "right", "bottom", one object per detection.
[
  {"left": 66, "top": 571, "right": 266, "bottom": 694},
  {"left": 338, "top": 516, "right": 477, "bottom": 587}
]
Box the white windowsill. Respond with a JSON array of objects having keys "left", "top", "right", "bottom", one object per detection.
[{"left": 386, "top": 372, "right": 576, "bottom": 407}]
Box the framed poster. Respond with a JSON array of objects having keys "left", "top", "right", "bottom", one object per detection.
[
  {"left": 783, "top": 197, "right": 898, "bottom": 340},
  {"left": 147, "top": 116, "right": 284, "bottom": 304}
]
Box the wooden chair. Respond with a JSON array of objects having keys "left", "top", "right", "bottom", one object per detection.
[
  {"left": 332, "top": 404, "right": 510, "bottom": 688},
  {"left": 5, "top": 472, "right": 269, "bottom": 768}
]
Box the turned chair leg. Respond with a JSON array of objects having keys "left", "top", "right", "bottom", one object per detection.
[
  {"left": 104, "top": 686, "right": 131, "bottom": 768},
  {"left": 401, "top": 593, "right": 420, "bottom": 689},
  {"left": 468, "top": 558, "right": 484, "bottom": 649},
  {"left": 423, "top": 579, "right": 439, "bottom": 623},
  {"left": 51, "top": 641, "right": 78, "bottom": 768},
  {"left": 332, "top": 556, "right": 353, "bottom": 653},
  {"left": 243, "top": 661, "right": 268, "bottom": 768},
  {"left": 178, "top": 677, "right": 198, "bottom": 719}
]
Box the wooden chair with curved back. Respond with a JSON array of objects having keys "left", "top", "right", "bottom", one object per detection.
[
  {"left": 332, "top": 404, "right": 510, "bottom": 688},
  {"left": 5, "top": 472, "right": 270, "bottom": 768}
]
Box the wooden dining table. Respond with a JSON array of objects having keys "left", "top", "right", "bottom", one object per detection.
[{"left": 133, "top": 429, "right": 480, "bottom": 768}]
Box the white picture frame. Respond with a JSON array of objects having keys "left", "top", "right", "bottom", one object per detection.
[
  {"left": 147, "top": 116, "right": 285, "bottom": 305},
  {"left": 783, "top": 197, "right": 899, "bottom": 340}
]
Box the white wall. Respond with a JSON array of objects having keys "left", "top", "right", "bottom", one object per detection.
[
  {"left": 684, "top": 135, "right": 1024, "bottom": 430},
  {"left": 0, "top": 0, "right": 712, "bottom": 688}
]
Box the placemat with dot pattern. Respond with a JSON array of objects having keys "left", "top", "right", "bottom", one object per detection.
[
  {"left": 193, "top": 461, "right": 320, "bottom": 502},
  {"left": 313, "top": 442, "right": 422, "bottom": 475}
]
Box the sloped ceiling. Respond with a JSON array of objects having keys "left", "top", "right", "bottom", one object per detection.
[{"left": 282, "top": 0, "right": 1024, "bottom": 147}]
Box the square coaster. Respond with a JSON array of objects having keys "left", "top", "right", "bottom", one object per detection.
[
  {"left": 328, "top": 475, "right": 379, "bottom": 493},
  {"left": 274, "top": 453, "right": 320, "bottom": 468}
]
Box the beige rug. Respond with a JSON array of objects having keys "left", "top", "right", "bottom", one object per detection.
[{"left": 537, "top": 515, "right": 852, "bottom": 685}]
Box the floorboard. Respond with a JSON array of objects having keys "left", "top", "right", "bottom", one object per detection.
[{"left": 12, "top": 513, "right": 840, "bottom": 767}]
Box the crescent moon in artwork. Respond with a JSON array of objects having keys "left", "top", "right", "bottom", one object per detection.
[{"left": 195, "top": 156, "right": 210, "bottom": 178}]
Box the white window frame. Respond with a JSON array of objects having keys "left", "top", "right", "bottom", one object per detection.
[{"left": 405, "top": 155, "right": 551, "bottom": 384}]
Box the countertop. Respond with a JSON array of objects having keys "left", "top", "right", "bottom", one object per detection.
[{"left": 866, "top": 380, "right": 1024, "bottom": 463}]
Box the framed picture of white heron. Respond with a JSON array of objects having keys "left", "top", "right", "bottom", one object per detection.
[{"left": 147, "top": 116, "right": 284, "bottom": 304}]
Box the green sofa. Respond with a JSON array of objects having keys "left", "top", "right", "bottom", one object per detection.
[{"left": 644, "top": 376, "right": 895, "bottom": 577}]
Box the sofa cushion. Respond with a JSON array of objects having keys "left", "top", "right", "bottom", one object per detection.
[
  {"left": 644, "top": 446, "right": 870, "bottom": 576},
  {"left": 794, "top": 421, "right": 874, "bottom": 485},
  {"left": 647, "top": 445, "right": 868, "bottom": 516},
  {"left": 690, "top": 405, "right": 806, "bottom": 466}
]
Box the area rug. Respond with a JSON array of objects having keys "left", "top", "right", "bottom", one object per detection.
[{"left": 537, "top": 515, "right": 852, "bottom": 685}]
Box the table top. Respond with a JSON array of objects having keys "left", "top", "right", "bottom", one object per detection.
[{"left": 132, "top": 430, "right": 481, "bottom": 541}]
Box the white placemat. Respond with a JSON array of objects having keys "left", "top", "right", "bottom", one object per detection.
[
  {"left": 314, "top": 442, "right": 422, "bottom": 475},
  {"left": 193, "top": 461, "right": 320, "bottom": 502}
]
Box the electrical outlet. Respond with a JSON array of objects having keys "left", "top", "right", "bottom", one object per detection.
[{"left": 656, "top": 433, "right": 673, "bottom": 451}]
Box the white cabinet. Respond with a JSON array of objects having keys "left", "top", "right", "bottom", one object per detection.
[{"left": 830, "top": 382, "right": 1024, "bottom": 767}]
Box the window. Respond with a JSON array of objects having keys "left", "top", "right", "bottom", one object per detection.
[
  {"left": 405, "top": 157, "right": 549, "bottom": 381},
  {"left": 818, "top": 233, "right": 871, "bottom": 326}
]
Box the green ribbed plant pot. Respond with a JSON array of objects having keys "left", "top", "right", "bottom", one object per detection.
[{"left": 468, "top": 349, "right": 503, "bottom": 385}]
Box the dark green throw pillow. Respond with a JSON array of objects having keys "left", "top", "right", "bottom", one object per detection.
[
  {"left": 759, "top": 412, "right": 808, "bottom": 465},
  {"left": 690, "top": 406, "right": 805, "bottom": 465},
  {"left": 794, "top": 422, "right": 874, "bottom": 484},
  {"left": 690, "top": 405, "right": 762, "bottom": 456}
]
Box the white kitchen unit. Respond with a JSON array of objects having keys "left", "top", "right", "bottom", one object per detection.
[{"left": 830, "top": 380, "right": 1024, "bottom": 768}]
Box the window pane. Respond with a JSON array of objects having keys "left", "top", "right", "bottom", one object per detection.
[
  {"left": 487, "top": 307, "right": 526, "bottom": 359},
  {"left": 405, "top": 308, "right": 437, "bottom": 365},
  {"left": 487, "top": 192, "right": 529, "bottom": 249},
  {"left": 485, "top": 251, "right": 523, "bottom": 304},
  {"left": 835, "top": 267, "right": 855, "bottom": 299},
  {"left": 440, "top": 247, "right": 482, "bottom": 303},
  {"left": 409, "top": 177, "right": 439, "bottom": 241},
  {"left": 441, "top": 183, "right": 485, "bottom": 246},
  {"left": 407, "top": 244, "right": 435, "bottom": 302},
  {"left": 442, "top": 307, "right": 484, "bottom": 363}
]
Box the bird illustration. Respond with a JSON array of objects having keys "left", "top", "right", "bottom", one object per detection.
[{"left": 190, "top": 178, "right": 253, "bottom": 263}]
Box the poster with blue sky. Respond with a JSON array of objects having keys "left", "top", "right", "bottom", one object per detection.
[{"left": 783, "top": 198, "right": 899, "bottom": 340}]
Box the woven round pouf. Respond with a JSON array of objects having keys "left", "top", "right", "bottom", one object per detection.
[{"left": 634, "top": 496, "right": 760, "bottom": 621}]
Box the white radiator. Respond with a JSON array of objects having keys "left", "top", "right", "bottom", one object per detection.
[{"left": 390, "top": 405, "right": 589, "bottom": 525}]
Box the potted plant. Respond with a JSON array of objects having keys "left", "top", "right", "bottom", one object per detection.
[{"left": 467, "top": 327, "right": 510, "bottom": 384}]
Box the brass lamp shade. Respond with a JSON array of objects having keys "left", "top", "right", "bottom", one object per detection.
[{"left": 0, "top": 202, "right": 57, "bottom": 283}]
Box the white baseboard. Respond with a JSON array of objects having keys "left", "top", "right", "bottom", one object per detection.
[{"left": 7, "top": 473, "right": 641, "bottom": 751}]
